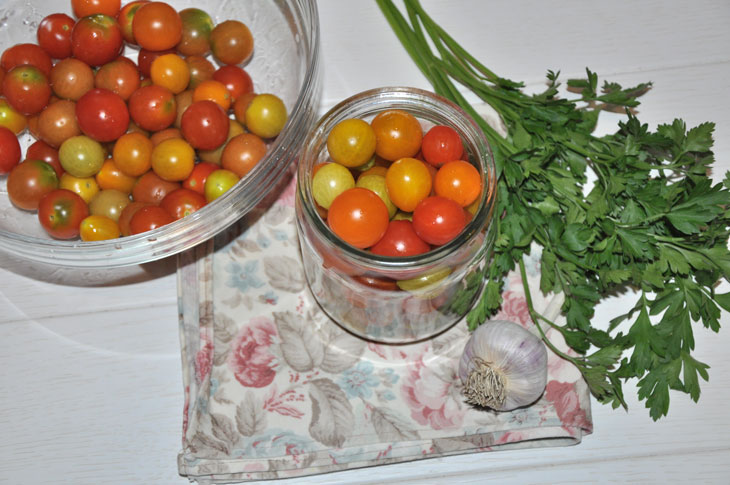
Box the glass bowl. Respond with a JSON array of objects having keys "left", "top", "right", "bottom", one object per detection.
[
  {"left": 295, "top": 87, "right": 497, "bottom": 343},
  {"left": 0, "top": 0, "right": 321, "bottom": 268}
]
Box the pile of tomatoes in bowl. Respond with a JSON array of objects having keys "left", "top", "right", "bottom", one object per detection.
[{"left": 0, "top": 0, "right": 300, "bottom": 245}]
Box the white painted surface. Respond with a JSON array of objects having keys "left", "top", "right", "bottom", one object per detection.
[{"left": 2, "top": 1, "right": 730, "bottom": 483}]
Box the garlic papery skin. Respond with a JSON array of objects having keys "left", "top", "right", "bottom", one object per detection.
[{"left": 459, "top": 319, "right": 548, "bottom": 411}]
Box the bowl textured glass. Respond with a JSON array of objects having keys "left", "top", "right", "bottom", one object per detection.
[
  {"left": 295, "top": 87, "right": 497, "bottom": 344},
  {"left": 0, "top": 0, "right": 321, "bottom": 267}
]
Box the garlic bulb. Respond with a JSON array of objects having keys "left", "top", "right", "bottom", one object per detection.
[{"left": 459, "top": 319, "right": 548, "bottom": 411}]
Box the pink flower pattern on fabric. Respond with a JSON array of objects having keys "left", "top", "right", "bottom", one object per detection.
[
  {"left": 545, "top": 381, "right": 592, "bottom": 432},
  {"left": 401, "top": 357, "right": 466, "bottom": 430},
  {"left": 228, "top": 317, "right": 278, "bottom": 388}
]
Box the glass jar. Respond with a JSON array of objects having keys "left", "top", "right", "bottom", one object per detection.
[{"left": 295, "top": 87, "right": 497, "bottom": 343}]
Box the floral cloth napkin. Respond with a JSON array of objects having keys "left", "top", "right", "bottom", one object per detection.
[{"left": 176, "top": 175, "right": 592, "bottom": 484}]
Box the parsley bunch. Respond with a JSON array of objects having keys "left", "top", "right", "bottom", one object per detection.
[{"left": 378, "top": 0, "right": 730, "bottom": 419}]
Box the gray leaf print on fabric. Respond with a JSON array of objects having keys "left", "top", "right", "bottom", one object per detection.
[
  {"left": 236, "top": 391, "right": 267, "bottom": 437},
  {"left": 371, "top": 407, "right": 421, "bottom": 442},
  {"left": 308, "top": 378, "right": 354, "bottom": 448},
  {"left": 214, "top": 314, "right": 237, "bottom": 344},
  {"left": 275, "top": 311, "right": 325, "bottom": 372},
  {"left": 229, "top": 238, "right": 262, "bottom": 259},
  {"left": 264, "top": 256, "right": 305, "bottom": 292},
  {"left": 210, "top": 413, "right": 238, "bottom": 447},
  {"left": 190, "top": 431, "right": 230, "bottom": 457},
  {"left": 320, "top": 334, "right": 366, "bottom": 374}
]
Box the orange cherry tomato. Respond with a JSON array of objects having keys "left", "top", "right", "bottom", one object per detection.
[
  {"left": 112, "top": 131, "right": 153, "bottom": 176},
  {"left": 327, "top": 187, "right": 389, "bottom": 249},
  {"left": 132, "top": 2, "right": 182, "bottom": 52},
  {"left": 72, "top": 0, "right": 121, "bottom": 18},
  {"left": 95, "top": 158, "right": 137, "bottom": 193},
  {"left": 193, "top": 79, "right": 231, "bottom": 111},
  {"left": 433, "top": 160, "right": 482, "bottom": 207},
  {"left": 150, "top": 137, "right": 195, "bottom": 181},
  {"left": 150, "top": 53, "right": 189, "bottom": 94},
  {"left": 371, "top": 109, "right": 422, "bottom": 161}
]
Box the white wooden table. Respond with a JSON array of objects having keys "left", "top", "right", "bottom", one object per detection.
[{"left": 2, "top": 1, "right": 730, "bottom": 483}]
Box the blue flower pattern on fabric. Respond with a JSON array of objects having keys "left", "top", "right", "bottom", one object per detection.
[
  {"left": 225, "top": 260, "right": 265, "bottom": 292},
  {"left": 338, "top": 361, "right": 380, "bottom": 399}
]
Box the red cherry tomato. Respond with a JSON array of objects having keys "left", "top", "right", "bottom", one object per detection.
[
  {"left": 412, "top": 196, "right": 467, "bottom": 246},
  {"left": 75, "top": 88, "right": 129, "bottom": 142},
  {"left": 131, "top": 170, "right": 180, "bottom": 204},
  {"left": 71, "top": 14, "right": 124, "bottom": 67},
  {"left": 327, "top": 187, "right": 390, "bottom": 249},
  {"left": 1, "top": 43, "right": 53, "bottom": 77},
  {"left": 37, "top": 188, "right": 89, "bottom": 239},
  {"left": 159, "top": 187, "right": 206, "bottom": 220},
  {"left": 370, "top": 219, "right": 430, "bottom": 257},
  {"left": 0, "top": 125, "right": 21, "bottom": 174},
  {"left": 128, "top": 84, "right": 176, "bottom": 132},
  {"left": 182, "top": 161, "right": 218, "bottom": 195},
  {"left": 37, "top": 13, "right": 75, "bottom": 59},
  {"left": 421, "top": 125, "right": 464, "bottom": 167},
  {"left": 180, "top": 100, "right": 229, "bottom": 150},
  {"left": 129, "top": 204, "right": 174, "bottom": 234},
  {"left": 212, "top": 65, "right": 253, "bottom": 103},
  {"left": 94, "top": 57, "right": 141, "bottom": 101},
  {"left": 7, "top": 159, "right": 59, "bottom": 210},
  {"left": 433, "top": 160, "right": 482, "bottom": 207},
  {"left": 27, "top": 139, "right": 64, "bottom": 177},
  {"left": 72, "top": 0, "right": 122, "bottom": 18},
  {"left": 2, "top": 65, "right": 51, "bottom": 115}
]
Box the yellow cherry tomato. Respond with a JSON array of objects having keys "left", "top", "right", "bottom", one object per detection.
[
  {"left": 245, "top": 93, "right": 287, "bottom": 138},
  {"left": 60, "top": 172, "right": 100, "bottom": 204},
  {"left": 80, "top": 215, "right": 121, "bottom": 241},
  {"left": 151, "top": 138, "right": 195, "bottom": 182},
  {"left": 326, "top": 118, "right": 376, "bottom": 168}
]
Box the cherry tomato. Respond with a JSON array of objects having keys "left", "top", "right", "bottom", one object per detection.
[
  {"left": 132, "top": 2, "right": 182, "bottom": 52},
  {"left": 58, "top": 135, "right": 105, "bottom": 178},
  {"left": 72, "top": 0, "right": 122, "bottom": 18},
  {"left": 212, "top": 65, "right": 253, "bottom": 103},
  {"left": 50, "top": 58, "right": 95, "bottom": 101},
  {"left": 151, "top": 138, "right": 195, "bottom": 181},
  {"left": 180, "top": 100, "right": 229, "bottom": 150},
  {"left": 7, "top": 159, "right": 59, "bottom": 210},
  {"left": 38, "top": 188, "right": 89, "bottom": 239},
  {"left": 150, "top": 53, "right": 189, "bottom": 94},
  {"left": 355, "top": 173, "right": 397, "bottom": 218},
  {"left": 118, "top": 200, "right": 149, "bottom": 235},
  {"left": 37, "top": 99, "right": 80, "bottom": 148},
  {"left": 182, "top": 161, "right": 218, "bottom": 195},
  {"left": 37, "top": 13, "right": 75, "bottom": 59},
  {"left": 76, "top": 88, "right": 129, "bottom": 142},
  {"left": 185, "top": 56, "right": 215, "bottom": 90},
  {"left": 412, "top": 196, "right": 467, "bottom": 246},
  {"left": 1, "top": 43, "right": 53, "bottom": 76},
  {"left": 128, "top": 84, "right": 176, "bottom": 132},
  {"left": 359, "top": 165, "right": 389, "bottom": 179},
  {"left": 192, "top": 79, "right": 231, "bottom": 111},
  {"left": 221, "top": 132, "right": 267, "bottom": 177},
  {"left": 88, "top": 188, "right": 130, "bottom": 221},
  {"left": 0, "top": 97, "right": 27, "bottom": 134},
  {"left": 327, "top": 118, "right": 376, "bottom": 168},
  {"left": 173, "top": 89, "right": 193, "bottom": 128},
  {"left": 129, "top": 204, "right": 173, "bottom": 234},
  {"left": 245, "top": 93, "right": 287, "bottom": 139},
  {"left": 177, "top": 8, "right": 214, "bottom": 57},
  {"left": 384, "top": 157, "right": 432, "bottom": 212},
  {"left": 132, "top": 170, "right": 180, "bottom": 204},
  {"left": 79, "top": 214, "right": 121, "bottom": 241},
  {"left": 149, "top": 127, "right": 181, "bottom": 146},
  {"left": 197, "top": 119, "right": 243, "bottom": 165},
  {"left": 59, "top": 172, "right": 100, "bottom": 203},
  {"left": 434, "top": 160, "right": 481, "bottom": 207},
  {"left": 209, "top": 20, "right": 254, "bottom": 66},
  {"left": 117, "top": 0, "right": 148, "bottom": 44},
  {"left": 112, "top": 131, "right": 153, "bottom": 176},
  {"left": 370, "top": 219, "right": 430, "bottom": 257},
  {"left": 2, "top": 65, "right": 51, "bottom": 115},
  {"left": 371, "top": 109, "right": 422, "bottom": 161},
  {"left": 353, "top": 275, "right": 400, "bottom": 291},
  {"left": 311, "top": 162, "right": 355, "bottom": 210},
  {"left": 327, "top": 187, "right": 389, "bottom": 249},
  {"left": 204, "top": 168, "right": 239, "bottom": 202},
  {"left": 27, "top": 140, "right": 64, "bottom": 177},
  {"left": 94, "top": 57, "right": 141, "bottom": 100},
  {"left": 232, "top": 91, "right": 256, "bottom": 126},
  {"left": 95, "top": 158, "right": 137, "bottom": 193},
  {"left": 160, "top": 187, "right": 206, "bottom": 220},
  {"left": 71, "top": 14, "right": 124, "bottom": 67},
  {"left": 421, "top": 125, "right": 463, "bottom": 167},
  {"left": 0, "top": 126, "right": 21, "bottom": 174}
]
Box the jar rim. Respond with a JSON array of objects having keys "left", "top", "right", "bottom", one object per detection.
[{"left": 296, "top": 86, "right": 497, "bottom": 271}]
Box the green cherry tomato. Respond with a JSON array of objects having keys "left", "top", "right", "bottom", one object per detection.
[
  {"left": 204, "top": 168, "right": 239, "bottom": 202},
  {"left": 355, "top": 174, "right": 397, "bottom": 218},
  {"left": 396, "top": 267, "right": 452, "bottom": 292},
  {"left": 311, "top": 162, "right": 355, "bottom": 210},
  {"left": 326, "top": 118, "right": 377, "bottom": 168},
  {"left": 59, "top": 135, "right": 105, "bottom": 177}
]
